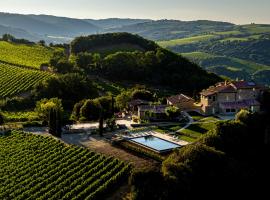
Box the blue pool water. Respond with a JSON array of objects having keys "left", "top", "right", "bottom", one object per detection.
[{"left": 130, "top": 136, "right": 180, "bottom": 152}]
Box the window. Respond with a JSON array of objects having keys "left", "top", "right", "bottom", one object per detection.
[
  {"left": 226, "top": 109, "right": 230, "bottom": 113},
  {"left": 213, "top": 96, "right": 216, "bottom": 101},
  {"left": 208, "top": 96, "right": 212, "bottom": 100},
  {"left": 231, "top": 109, "right": 236, "bottom": 113}
]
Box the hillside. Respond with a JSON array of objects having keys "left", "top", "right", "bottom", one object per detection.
[
  {"left": 108, "top": 20, "right": 235, "bottom": 41},
  {"left": 70, "top": 33, "right": 222, "bottom": 93},
  {"left": 182, "top": 51, "right": 270, "bottom": 82},
  {"left": 0, "top": 63, "right": 52, "bottom": 98},
  {"left": 0, "top": 41, "right": 57, "bottom": 69},
  {"left": 158, "top": 24, "right": 270, "bottom": 85}
]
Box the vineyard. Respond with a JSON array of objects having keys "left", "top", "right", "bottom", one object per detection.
[
  {"left": 0, "top": 131, "right": 131, "bottom": 200},
  {"left": 0, "top": 63, "right": 52, "bottom": 98},
  {"left": 0, "top": 41, "right": 57, "bottom": 68}
]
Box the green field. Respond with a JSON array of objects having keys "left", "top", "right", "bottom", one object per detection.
[
  {"left": 158, "top": 34, "right": 217, "bottom": 47},
  {"left": 0, "top": 63, "right": 52, "bottom": 98},
  {"left": 182, "top": 51, "right": 270, "bottom": 73},
  {"left": 0, "top": 41, "right": 56, "bottom": 68},
  {"left": 0, "top": 131, "right": 130, "bottom": 200}
]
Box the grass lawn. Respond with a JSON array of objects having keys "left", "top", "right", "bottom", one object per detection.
[
  {"left": 155, "top": 125, "right": 183, "bottom": 134},
  {"left": 179, "top": 121, "right": 217, "bottom": 140}
]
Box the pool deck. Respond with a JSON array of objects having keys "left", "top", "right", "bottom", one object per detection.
[{"left": 117, "top": 130, "right": 189, "bottom": 146}]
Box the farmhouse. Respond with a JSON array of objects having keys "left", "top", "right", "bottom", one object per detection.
[
  {"left": 167, "top": 94, "right": 195, "bottom": 110},
  {"left": 200, "top": 80, "right": 264, "bottom": 115},
  {"left": 137, "top": 105, "right": 168, "bottom": 121}
]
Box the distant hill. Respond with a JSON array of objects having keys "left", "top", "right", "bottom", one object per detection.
[
  {"left": 158, "top": 24, "right": 270, "bottom": 85},
  {"left": 107, "top": 20, "right": 235, "bottom": 41},
  {"left": 84, "top": 18, "right": 151, "bottom": 29},
  {"left": 0, "top": 12, "right": 100, "bottom": 42},
  {"left": 0, "top": 24, "right": 42, "bottom": 41},
  {"left": 0, "top": 12, "right": 269, "bottom": 85}
]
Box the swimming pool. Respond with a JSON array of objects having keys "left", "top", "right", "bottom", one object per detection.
[{"left": 130, "top": 135, "right": 181, "bottom": 153}]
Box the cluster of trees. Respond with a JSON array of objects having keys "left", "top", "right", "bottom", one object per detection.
[
  {"left": 70, "top": 32, "right": 158, "bottom": 54},
  {"left": 92, "top": 48, "right": 220, "bottom": 92},
  {"left": 32, "top": 73, "right": 99, "bottom": 108},
  {"left": 1, "top": 34, "right": 35, "bottom": 45},
  {"left": 35, "top": 98, "right": 63, "bottom": 137},
  {"left": 71, "top": 96, "right": 114, "bottom": 122},
  {"left": 130, "top": 108, "right": 270, "bottom": 200},
  {"left": 47, "top": 33, "right": 221, "bottom": 93},
  {"left": 115, "top": 88, "right": 155, "bottom": 110}
]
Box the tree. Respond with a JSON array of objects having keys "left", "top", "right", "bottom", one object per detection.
[
  {"left": 35, "top": 98, "right": 64, "bottom": 123},
  {"left": 161, "top": 143, "right": 227, "bottom": 199},
  {"left": 0, "top": 112, "right": 4, "bottom": 125},
  {"left": 115, "top": 90, "right": 132, "bottom": 111},
  {"left": 106, "top": 117, "right": 116, "bottom": 131},
  {"left": 236, "top": 109, "right": 252, "bottom": 124},
  {"left": 79, "top": 99, "right": 101, "bottom": 121},
  {"left": 131, "top": 89, "right": 154, "bottom": 101},
  {"left": 48, "top": 108, "right": 62, "bottom": 137},
  {"left": 2, "top": 34, "right": 15, "bottom": 42},
  {"left": 99, "top": 108, "right": 104, "bottom": 136},
  {"left": 165, "top": 106, "right": 180, "bottom": 119},
  {"left": 32, "top": 73, "right": 98, "bottom": 107},
  {"left": 38, "top": 40, "right": 46, "bottom": 46},
  {"left": 74, "top": 52, "right": 96, "bottom": 73}
]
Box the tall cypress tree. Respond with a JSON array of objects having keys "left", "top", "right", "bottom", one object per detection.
[
  {"left": 48, "top": 108, "right": 62, "bottom": 138},
  {"left": 99, "top": 108, "right": 104, "bottom": 137},
  {"left": 48, "top": 108, "right": 56, "bottom": 135}
]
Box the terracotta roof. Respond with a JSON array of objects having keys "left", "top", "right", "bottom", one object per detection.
[
  {"left": 231, "top": 81, "right": 260, "bottom": 89},
  {"left": 167, "top": 94, "right": 194, "bottom": 105},
  {"left": 138, "top": 105, "right": 167, "bottom": 113},
  {"left": 201, "top": 84, "right": 236, "bottom": 96}
]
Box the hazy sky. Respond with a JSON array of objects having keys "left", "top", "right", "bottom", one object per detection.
[{"left": 0, "top": 0, "right": 269, "bottom": 24}]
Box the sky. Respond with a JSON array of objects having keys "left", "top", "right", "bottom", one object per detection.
[{"left": 0, "top": 0, "right": 269, "bottom": 24}]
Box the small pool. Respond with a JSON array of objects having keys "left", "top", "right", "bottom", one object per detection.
[{"left": 130, "top": 135, "right": 181, "bottom": 153}]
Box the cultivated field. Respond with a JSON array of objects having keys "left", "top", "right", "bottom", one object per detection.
[
  {"left": 0, "top": 131, "right": 130, "bottom": 200},
  {"left": 0, "top": 41, "right": 56, "bottom": 68},
  {"left": 0, "top": 63, "right": 52, "bottom": 98}
]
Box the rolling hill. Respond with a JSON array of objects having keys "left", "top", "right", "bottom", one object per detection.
[
  {"left": 1, "top": 12, "right": 270, "bottom": 85},
  {"left": 70, "top": 33, "right": 222, "bottom": 93},
  {"left": 157, "top": 24, "right": 270, "bottom": 85}
]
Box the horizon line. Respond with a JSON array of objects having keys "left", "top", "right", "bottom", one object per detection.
[{"left": 1, "top": 11, "right": 269, "bottom": 26}]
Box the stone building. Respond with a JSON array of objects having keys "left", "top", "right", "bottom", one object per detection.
[{"left": 200, "top": 81, "right": 264, "bottom": 115}]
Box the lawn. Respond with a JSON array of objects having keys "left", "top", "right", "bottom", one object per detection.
[
  {"left": 179, "top": 121, "right": 217, "bottom": 141},
  {"left": 155, "top": 125, "right": 183, "bottom": 134}
]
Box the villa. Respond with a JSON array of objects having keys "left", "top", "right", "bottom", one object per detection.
[
  {"left": 200, "top": 80, "right": 264, "bottom": 115},
  {"left": 167, "top": 93, "right": 195, "bottom": 111}
]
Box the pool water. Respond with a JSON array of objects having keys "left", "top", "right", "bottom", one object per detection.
[{"left": 130, "top": 135, "right": 180, "bottom": 152}]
